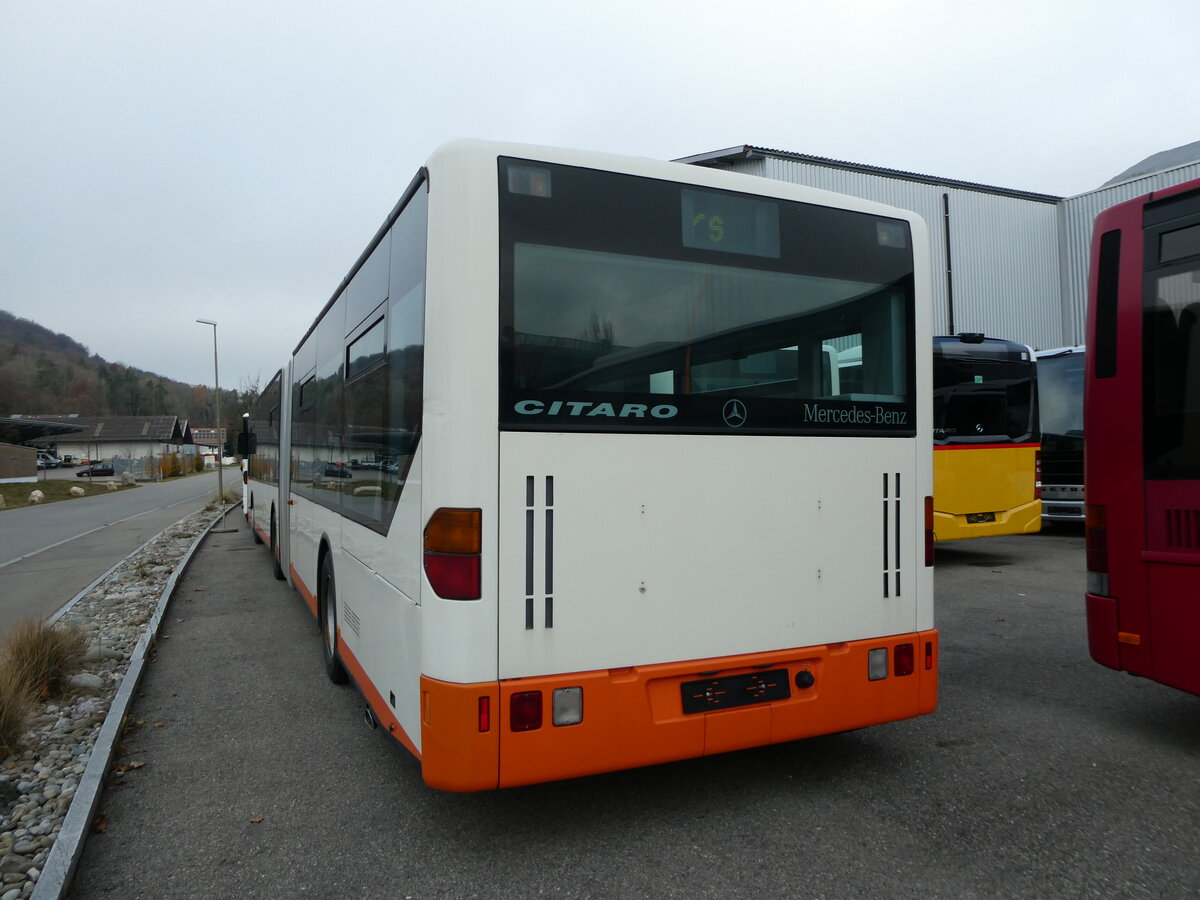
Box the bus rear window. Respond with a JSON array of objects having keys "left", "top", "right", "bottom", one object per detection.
[
  {"left": 932, "top": 340, "right": 1036, "bottom": 444},
  {"left": 498, "top": 159, "right": 916, "bottom": 437}
]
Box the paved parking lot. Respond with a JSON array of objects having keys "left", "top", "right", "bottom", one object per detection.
[{"left": 70, "top": 522, "right": 1200, "bottom": 899}]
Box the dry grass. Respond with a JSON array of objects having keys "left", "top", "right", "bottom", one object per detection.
[
  {"left": 0, "top": 619, "right": 89, "bottom": 701},
  {"left": 0, "top": 620, "right": 89, "bottom": 754},
  {"left": 0, "top": 666, "right": 36, "bottom": 756},
  {"left": 206, "top": 487, "right": 241, "bottom": 509}
]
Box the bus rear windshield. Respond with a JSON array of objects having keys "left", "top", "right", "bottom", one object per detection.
[
  {"left": 933, "top": 339, "right": 1036, "bottom": 444},
  {"left": 498, "top": 159, "right": 916, "bottom": 436},
  {"left": 1037, "top": 351, "right": 1085, "bottom": 439}
]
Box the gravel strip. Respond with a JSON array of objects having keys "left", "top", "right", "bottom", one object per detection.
[{"left": 0, "top": 505, "right": 233, "bottom": 900}]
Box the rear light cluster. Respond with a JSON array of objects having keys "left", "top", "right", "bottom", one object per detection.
[
  {"left": 1034, "top": 450, "right": 1043, "bottom": 501},
  {"left": 507, "top": 687, "right": 583, "bottom": 732},
  {"left": 1086, "top": 504, "right": 1109, "bottom": 595},
  {"left": 423, "top": 508, "right": 482, "bottom": 599},
  {"left": 868, "top": 641, "right": 931, "bottom": 681}
]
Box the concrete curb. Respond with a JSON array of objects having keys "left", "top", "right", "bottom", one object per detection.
[{"left": 31, "top": 504, "right": 240, "bottom": 900}]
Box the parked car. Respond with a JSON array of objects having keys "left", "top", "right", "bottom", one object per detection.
[
  {"left": 323, "top": 462, "right": 352, "bottom": 478},
  {"left": 37, "top": 452, "right": 62, "bottom": 469},
  {"left": 77, "top": 461, "right": 115, "bottom": 477}
]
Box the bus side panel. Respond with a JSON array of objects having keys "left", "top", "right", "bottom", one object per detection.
[
  {"left": 1147, "top": 561, "right": 1200, "bottom": 695},
  {"left": 1084, "top": 202, "right": 1152, "bottom": 678},
  {"left": 338, "top": 447, "right": 426, "bottom": 754},
  {"left": 417, "top": 142, "right": 502, "bottom": 690},
  {"left": 933, "top": 444, "right": 1041, "bottom": 541},
  {"left": 288, "top": 493, "right": 321, "bottom": 610}
]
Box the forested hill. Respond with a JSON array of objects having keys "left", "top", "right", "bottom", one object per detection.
[{"left": 0, "top": 309, "right": 238, "bottom": 423}]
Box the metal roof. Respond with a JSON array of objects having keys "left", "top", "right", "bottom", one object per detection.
[
  {"left": 1102, "top": 140, "right": 1200, "bottom": 188},
  {"left": 21, "top": 415, "right": 193, "bottom": 444},
  {"left": 0, "top": 416, "right": 86, "bottom": 445},
  {"left": 676, "top": 145, "right": 1063, "bottom": 204}
]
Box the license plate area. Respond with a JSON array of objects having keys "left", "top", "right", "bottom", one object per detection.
[
  {"left": 966, "top": 512, "right": 996, "bottom": 524},
  {"left": 681, "top": 668, "right": 791, "bottom": 714}
]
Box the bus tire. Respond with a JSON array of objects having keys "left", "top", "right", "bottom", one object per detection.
[
  {"left": 319, "top": 553, "right": 349, "bottom": 685},
  {"left": 270, "top": 511, "right": 285, "bottom": 581}
]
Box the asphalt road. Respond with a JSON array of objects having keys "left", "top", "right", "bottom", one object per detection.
[
  {"left": 0, "top": 472, "right": 223, "bottom": 633},
  {"left": 69, "top": 521, "right": 1200, "bottom": 899}
]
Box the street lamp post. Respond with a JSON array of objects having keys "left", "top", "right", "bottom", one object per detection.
[{"left": 195, "top": 318, "right": 224, "bottom": 508}]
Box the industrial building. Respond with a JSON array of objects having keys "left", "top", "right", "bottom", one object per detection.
[{"left": 680, "top": 141, "right": 1200, "bottom": 351}]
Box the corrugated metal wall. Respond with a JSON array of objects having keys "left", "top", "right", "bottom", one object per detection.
[
  {"left": 729, "top": 155, "right": 1064, "bottom": 349},
  {"left": 705, "top": 152, "right": 1200, "bottom": 352},
  {"left": 1058, "top": 162, "right": 1200, "bottom": 346}
]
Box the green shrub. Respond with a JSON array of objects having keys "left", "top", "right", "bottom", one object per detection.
[{"left": 159, "top": 452, "right": 183, "bottom": 478}]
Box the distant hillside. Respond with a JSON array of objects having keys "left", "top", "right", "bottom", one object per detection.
[{"left": 0, "top": 309, "right": 239, "bottom": 424}]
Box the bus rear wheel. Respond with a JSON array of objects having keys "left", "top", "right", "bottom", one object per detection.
[{"left": 319, "top": 554, "right": 349, "bottom": 685}]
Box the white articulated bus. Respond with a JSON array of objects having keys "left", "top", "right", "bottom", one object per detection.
[{"left": 245, "top": 140, "right": 938, "bottom": 791}]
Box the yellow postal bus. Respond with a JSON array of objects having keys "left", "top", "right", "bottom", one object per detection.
[{"left": 932, "top": 334, "right": 1040, "bottom": 542}]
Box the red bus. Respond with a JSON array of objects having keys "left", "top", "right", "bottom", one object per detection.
[{"left": 1085, "top": 177, "right": 1200, "bottom": 695}]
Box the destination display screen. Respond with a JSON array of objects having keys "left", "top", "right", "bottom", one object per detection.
[{"left": 681, "top": 188, "right": 780, "bottom": 259}]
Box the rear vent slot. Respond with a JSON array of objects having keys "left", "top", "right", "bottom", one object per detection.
[
  {"left": 344, "top": 602, "right": 362, "bottom": 639},
  {"left": 883, "top": 473, "right": 902, "bottom": 598},
  {"left": 523, "top": 475, "right": 555, "bottom": 629},
  {"left": 1166, "top": 508, "right": 1200, "bottom": 551}
]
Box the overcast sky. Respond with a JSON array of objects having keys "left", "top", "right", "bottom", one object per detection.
[{"left": 2, "top": 0, "right": 1197, "bottom": 391}]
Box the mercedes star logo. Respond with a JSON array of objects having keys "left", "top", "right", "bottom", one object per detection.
[{"left": 722, "top": 399, "right": 748, "bottom": 428}]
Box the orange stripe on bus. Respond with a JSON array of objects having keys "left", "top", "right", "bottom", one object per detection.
[
  {"left": 339, "top": 639, "right": 422, "bottom": 761},
  {"left": 290, "top": 564, "right": 318, "bottom": 617},
  {"left": 420, "top": 631, "right": 937, "bottom": 791}
]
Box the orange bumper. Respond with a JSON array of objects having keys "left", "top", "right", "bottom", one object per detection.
[{"left": 419, "top": 631, "right": 938, "bottom": 791}]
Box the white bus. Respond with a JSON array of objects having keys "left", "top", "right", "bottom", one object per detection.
[{"left": 245, "top": 140, "right": 938, "bottom": 791}]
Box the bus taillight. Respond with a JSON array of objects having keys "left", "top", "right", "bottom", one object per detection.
[
  {"left": 1086, "top": 504, "right": 1109, "bottom": 595},
  {"left": 924, "top": 496, "right": 934, "bottom": 566},
  {"left": 894, "top": 643, "right": 914, "bottom": 676},
  {"left": 478, "top": 696, "right": 491, "bottom": 733},
  {"left": 424, "top": 508, "right": 482, "bottom": 600},
  {"left": 1034, "top": 450, "right": 1043, "bottom": 501},
  {"left": 510, "top": 691, "right": 543, "bottom": 731}
]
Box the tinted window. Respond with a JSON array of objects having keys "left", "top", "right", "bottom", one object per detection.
[
  {"left": 499, "top": 159, "right": 915, "bottom": 436},
  {"left": 1143, "top": 265, "right": 1200, "bottom": 479},
  {"left": 248, "top": 371, "right": 282, "bottom": 489},
  {"left": 1036, "top": 351, "right": 1084, "bottom": 438},
  {"left": 932, "top": 338, "right": 1036, "bottom": 444},
  {"left": 291, "top": 182, "right": 428, "bottom": 531}
]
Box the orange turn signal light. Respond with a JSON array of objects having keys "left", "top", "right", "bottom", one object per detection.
[{"left": 424, "top": 508, "right": 482, "bottom": 554}]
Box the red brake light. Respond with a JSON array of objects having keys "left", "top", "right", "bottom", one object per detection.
[
  {"left": 1085, "top": 504, "right": 1108, "bottom": 574},
  {"left": 924, "top": 641, "right": 934, "bottom": 670},
  {"left": 894, "top": 643, "right": 915, "bottom": 677},
  {"left": 1086, "top": 504, "right": 1110, "bottom": 595},
  {"left": 422, "top": 553, "right": 481, "bottom": 600},
  {"left": 510, "top": 691, "right": 543, "bottom": 731},
  {"left": 423, "top": 508, "right": 482, "bottom": 599},
  {"left": 1034, "top": 450, "right": 1042, "bottom": 501},
  {"left": 478, "top": 696, "right": 491, "bottom": 733}
]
